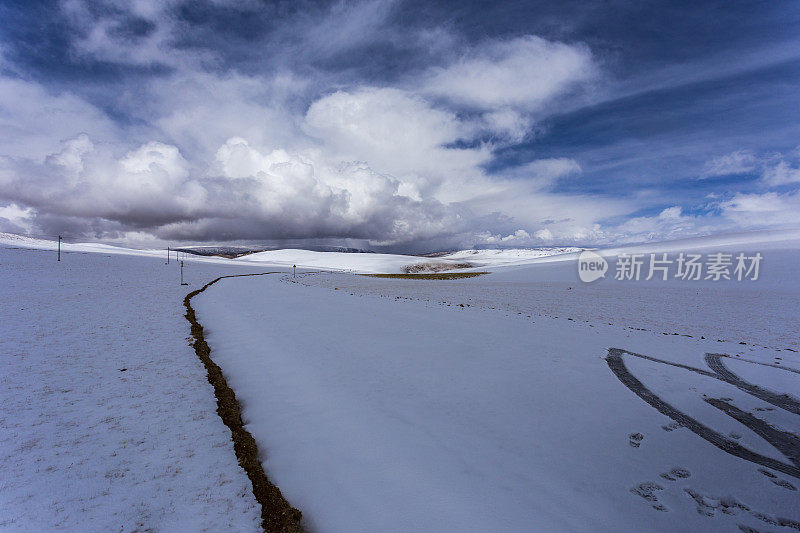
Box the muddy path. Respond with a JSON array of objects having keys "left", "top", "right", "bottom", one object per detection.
[{"left": 184, "top": 272, "right": 304, "bottom": 533}]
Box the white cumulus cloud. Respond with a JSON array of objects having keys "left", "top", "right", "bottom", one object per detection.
[{"left": 423, "top": 36, "right": 596, "bottom": 111}]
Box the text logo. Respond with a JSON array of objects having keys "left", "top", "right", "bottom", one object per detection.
[{"left": 578, "top": 250, "right": 608, "bottom": 282}]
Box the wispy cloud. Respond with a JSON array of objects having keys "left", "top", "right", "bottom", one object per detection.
[{"left": 700, "top": 150, "right": 758, "bottom": 178}]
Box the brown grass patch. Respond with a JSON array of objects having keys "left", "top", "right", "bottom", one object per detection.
[
  {"left": 362, "top": 272, "right": 489, "bottom": 280},
  {"left": 402, "top": 261, "right": 474, "bottom": 273}
]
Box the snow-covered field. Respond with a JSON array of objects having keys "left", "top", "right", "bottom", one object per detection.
[
  {"left": 0, "top": 245, "right": 269, "bottom": 531},
  {"left": 310, "top": 231, "right": 800, "bottom": 352},
  {"left": 2, "top": 230, "right": 799, "bottom": 531},
  {"left": 437, "top": 246, "right": 584, "bottom": 266},
  {"left": 193, "top": 231, "right": 800, "bottom": 532}
]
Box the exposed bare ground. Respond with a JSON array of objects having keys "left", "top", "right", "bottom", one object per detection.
[
  {"left": 403, "top": 261, "right": 474, "bottom": 273},
  {"left": 184, "top": 272, "right": 304, "bottom": 533},
  {"left": 363, "top": 272, "right": 488, "bottom": 280}
]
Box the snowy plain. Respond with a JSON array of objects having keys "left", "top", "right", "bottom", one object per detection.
[
  {"left": 0, "top": 243, "right": 269, "bottom": 531},
  {"left": 194, "top": 230, "right": 800, "bottom": 532},
  {"left": 2, "top": 230, "right": 799, "bottom": 532}
]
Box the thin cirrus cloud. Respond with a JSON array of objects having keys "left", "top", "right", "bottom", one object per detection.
[
  {"left": 700, "top": 150, "right": 758, "bottom": 178},
  {"left": 700, "top": 147, "right": 800, "bottom": 187},
  {"left": 762, "top": 156, "right": 800, "bottom": 186}
]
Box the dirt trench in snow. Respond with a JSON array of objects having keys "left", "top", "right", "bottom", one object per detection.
[{"left": 183, "top": 272, "right": 304, "bottom": 533}]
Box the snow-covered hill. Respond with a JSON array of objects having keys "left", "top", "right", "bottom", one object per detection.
[
  {"left": 0, "top": 232, "right": 576, "bottom": 273},
  {"left": 437, "top": 246, "right": 583, "bottom": 266},
  {"left": 233, "top": 248, "right": 436, "bottom": 274},
  {"left": 6, "top": 229, "right": 800, "bottom": 275}
]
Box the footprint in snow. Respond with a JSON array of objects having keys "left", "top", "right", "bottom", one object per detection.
[
  {"left": 630, "top": 482, "right": 668, "bottom": 512},
  {"left": 660, "top": 467, "right": 691, "bottom": 481},
  {"left": 758, "top": 468, "right": 797, "bottom": 491},
  {"left": 629, "top": 432, "right": 644, "bottom": 447}
]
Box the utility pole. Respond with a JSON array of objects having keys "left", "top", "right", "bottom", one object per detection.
[
  {"left": 180, "top": 261, "right": 188, "bottom": 285},
  {"left": 166, "top": 246, "right": 170, "bottom": 265},
  {"left": 58, "top": 235, "right": 61, "bottom": 262}
]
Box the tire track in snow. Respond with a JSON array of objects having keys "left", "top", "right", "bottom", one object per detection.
[
  {"left": 184, "top": 272, "right": 304, "bottom": 533},
  {"left": 606, "top": 348, "right": 800, "bottom": 480}
]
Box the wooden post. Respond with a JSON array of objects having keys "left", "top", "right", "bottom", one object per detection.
[
  {"left": 166, "top": 246, "right": 170, "bottom": 265},
  {"left": 293, "top": 264, "right": 296, "bottom": 278},
  {"left": 180, "top": 261, "right": 188, "bottom": 285},
  {"left": 58, "top": 235, "right": 61, "bottom": 261}
]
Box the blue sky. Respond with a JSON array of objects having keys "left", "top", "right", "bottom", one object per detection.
[{"left": 0, "top": 0, "right": 798, "bottom": 251}]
